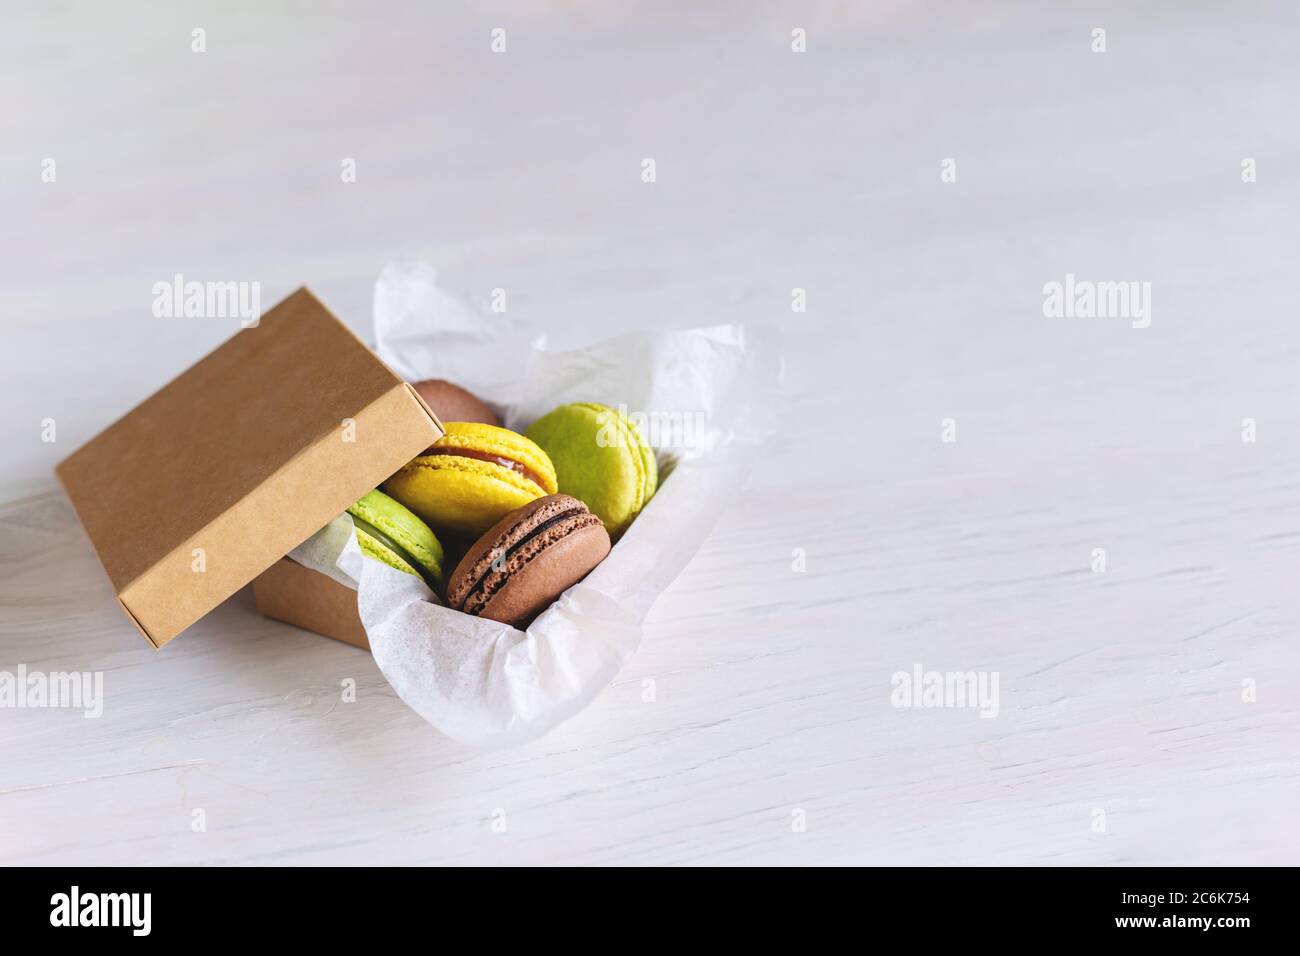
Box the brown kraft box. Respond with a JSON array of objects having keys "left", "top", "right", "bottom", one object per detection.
[
  {"left": 57, "top": 288, "right": 442, "bottom": 649},
  {"left": 253, "top": 559, "right": 369, "bottom": 650}
]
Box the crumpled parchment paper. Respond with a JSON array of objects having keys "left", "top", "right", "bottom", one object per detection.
[{"left": 289, "top": 261, "right": 776, "bottom": 746}]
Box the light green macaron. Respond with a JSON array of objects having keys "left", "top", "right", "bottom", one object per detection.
[
  {"left": 525, "top": 402, "right": 657, "bottom": 537},
  {"left": 346, "top": 489, "right": 445, "bottom": 590}
]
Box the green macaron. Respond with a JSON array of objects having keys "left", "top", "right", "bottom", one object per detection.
[
  {"left": 524, "top": 402, "right": 658, "bottom": 537},
  {"left": 346, "top": 489, "right": 445, "bottom": 590}
]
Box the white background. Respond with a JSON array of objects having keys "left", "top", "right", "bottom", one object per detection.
[{"left": 2, "top": 2, "right": 1298, "bottom": 864}]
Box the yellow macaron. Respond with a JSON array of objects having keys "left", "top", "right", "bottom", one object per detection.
[{"left": 383, "top": 422, "right": 558, "bottom": 538}]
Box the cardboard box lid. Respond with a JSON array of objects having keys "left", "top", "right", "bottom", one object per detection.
[{"left": 56, "top": 288, "right": 443, "bottom": 648}]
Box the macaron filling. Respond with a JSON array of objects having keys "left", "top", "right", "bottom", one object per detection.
[
  {"left": 585, "top": 403, "right": 650, "bottom": 513},
  {"left": 351, "top": 515, "right": 440, "bottom": 589},
  {"left": 455, "top": 504, "right": 599, "bottom": 615},
  {"left": 428, "top": 446, "right": 548, "bottom": 492}
]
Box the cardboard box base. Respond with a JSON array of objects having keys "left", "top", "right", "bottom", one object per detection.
[{"left": 252, "top": 558, "right": 369, "bottom": 650}]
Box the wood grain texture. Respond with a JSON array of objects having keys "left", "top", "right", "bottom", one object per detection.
[{"left": 2, "top": 3, "right": 1298, "bottom": 865}]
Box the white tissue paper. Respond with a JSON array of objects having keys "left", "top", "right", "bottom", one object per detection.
[{"left": 289, "top": 261, "right": 776, "bottom": 746}]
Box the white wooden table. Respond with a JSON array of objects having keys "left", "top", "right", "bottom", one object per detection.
[{"left": 3, "top": 3, "right": 1298, "bottom": 865}]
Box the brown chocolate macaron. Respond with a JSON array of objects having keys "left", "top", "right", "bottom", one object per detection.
[
  {"left": 412, "top": 379, "right": 500, "bottom": 427},
  {"left": 446, "top": 494, "right": 611, "bottom": 628}
]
